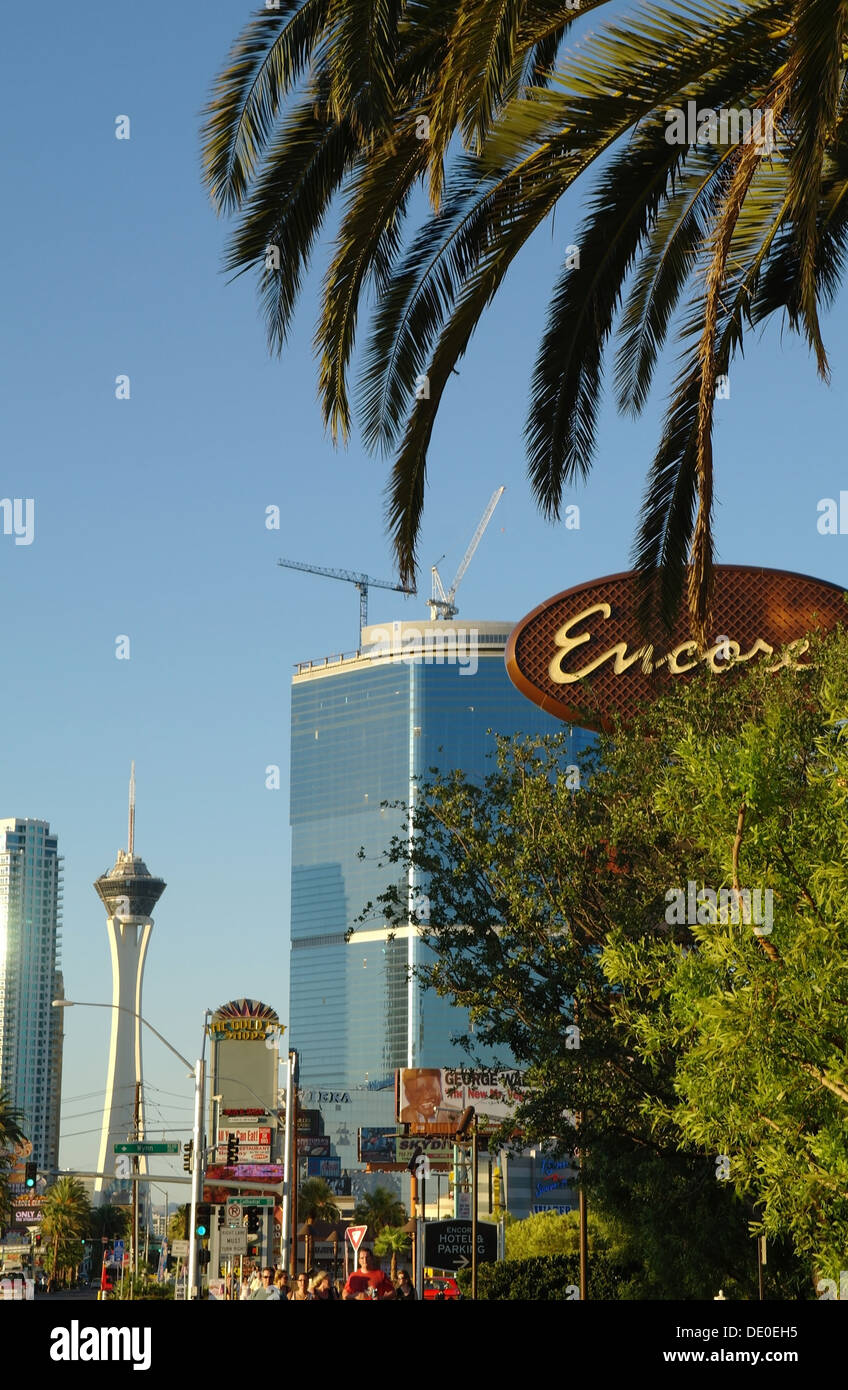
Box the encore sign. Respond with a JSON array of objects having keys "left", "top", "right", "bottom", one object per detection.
[{"left": 505, "top": 566, "right": 846, "bottom": 732}]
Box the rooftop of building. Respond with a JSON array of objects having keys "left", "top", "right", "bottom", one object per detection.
[{"left": 293, "top": 619, "right": 515, "bottom": 680}]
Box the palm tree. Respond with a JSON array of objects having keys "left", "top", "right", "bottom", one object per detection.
[
  {"left": 353, "top": 1185, "right": 407, "bottom": 1236},
  {"left": 0, "top": 1088, "right": 27, "bottom": 1152},
  {"left": 373, "top": 1223, "right": 411, "bottom": 1281},
  {"left": 88, "top": 1205, "right": 131, "bottom": 1275},
  {"left": 41, "top": 1177, "right": 91, "bottom": 1287},
  {"left": 204, "top": 0, "right": 848, "bottom": 641},
  {"left": 0, "top": 1090, "right": 28, "bottom": 1229},
  {"left": 298, "top": 1178, "right": 340, "bottom": 1269}
]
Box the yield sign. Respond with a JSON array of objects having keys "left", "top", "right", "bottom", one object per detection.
[{"left": 345, "top": 1224, "right": 367, "bottom": 1253}]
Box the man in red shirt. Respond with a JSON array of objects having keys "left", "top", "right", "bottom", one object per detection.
[{"left": 343, "top": 1248, "right": 395, "bottom": 1300}]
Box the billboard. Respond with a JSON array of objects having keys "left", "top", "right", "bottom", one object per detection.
[
  {"left": 216, "top": 1127, "right": 272, "bottom": 1163},
  {"left": 358, "top": 1127, "right": 396, "bottom": 1165},
  {"left": 297, "top": 1135, "right": 330, "bottom": 1157},
  {"left": 307, "top": 1156, "right": 341, "bottom": 1179},
  {"left": 506, "top": 566, "right": 847, "bottom": 730},
  {"left": 396, "top": 1067, "right": 526, "bottom": 1132}
]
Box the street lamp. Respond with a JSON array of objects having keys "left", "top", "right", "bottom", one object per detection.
[{"left": 53, "top": 998, "right": 210, "bottom": 1300}]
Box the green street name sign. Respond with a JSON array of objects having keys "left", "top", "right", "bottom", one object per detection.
[
  {"left": 228, "top": 1196, "right": 274, "bottom": 1207},
  {"left": 113, "top": 1142, "right": 181, "bottom": 1155}
]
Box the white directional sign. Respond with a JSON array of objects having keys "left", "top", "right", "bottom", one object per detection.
[
  {"left": 115, "top": 1154, "right": 131, "bottom": 1179},
  {"left": 220, "top": 1228, "right": 248, "bottom": 1256}
]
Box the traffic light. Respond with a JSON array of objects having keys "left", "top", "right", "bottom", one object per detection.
[
  {"left": 246, "top": 1207, "right": 260, "bottom": 1235},
  {"left": 195, "top": 1203, "right": 211, "bottom": 1237},
  {"left": 226, "top": 1133, "right": 239, "bottom": 1165},
  {"left": 183, "top": 1141, "right": 193, "bottom": 1173},
  {"left": 25, "top": 1162, "right": 37, "bottom": 1189}
]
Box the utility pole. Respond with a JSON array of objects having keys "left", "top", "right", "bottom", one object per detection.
[{"left": 132, "top": 1081, "right": 141, "bottom": 1282}]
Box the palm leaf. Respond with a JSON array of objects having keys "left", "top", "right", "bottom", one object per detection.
[{"left": 202, "top": 1, "right": 330, "bottom": 214}]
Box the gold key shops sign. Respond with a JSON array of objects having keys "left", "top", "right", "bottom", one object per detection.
[{"left": 505, "top": 566, "right": 846, "bottom": 731}]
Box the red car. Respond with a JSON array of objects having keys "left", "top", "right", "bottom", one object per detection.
[{"left": 422, "top": 1276, "right": 461, "bottom": 1301}]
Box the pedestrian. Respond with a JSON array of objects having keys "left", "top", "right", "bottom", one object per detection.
[
  {"left": 290, "top": 1271, "right": 310, "bottom": 1301},
  {"left": 395, "top": 1269, "right": 416, "bottom": 1300},
  {"left": 250, "top": 1267, "right": 282, "bottom": 1300},
  {"left": 307, "top": 1271, "right": 338, "bottom": 1300},
  {"left": 274, "top": 1269, "right": 290, "bottom": 1299},
  {"left": 342, "top": 1249, "right": 395, "bottom": 1300}
]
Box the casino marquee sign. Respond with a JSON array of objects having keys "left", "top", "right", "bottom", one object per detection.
[{"left": 505, "top": 566, "right": 846, "bottom": 732}]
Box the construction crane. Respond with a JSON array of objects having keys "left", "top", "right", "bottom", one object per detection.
[
  {"left": 427, "top": 486, "right": 505, "bottom": 620},
  {"left": 278, "top": 558, "right": 415, "bottom": 637}
]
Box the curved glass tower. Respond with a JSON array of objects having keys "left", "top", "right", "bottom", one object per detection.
[{"left": 289, "top": 620, "right": 593, "bottom": 1171}]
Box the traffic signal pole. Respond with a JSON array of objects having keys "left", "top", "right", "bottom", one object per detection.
[{"left": 187, "top": 1057, "right": 205, "bottom": 1300}]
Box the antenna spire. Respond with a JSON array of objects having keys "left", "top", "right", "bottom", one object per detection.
[{"left": 128, "top": 761, "right": 136, "bottom": 858}]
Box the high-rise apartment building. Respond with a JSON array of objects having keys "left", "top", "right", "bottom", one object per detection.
[
  {"left": 289, "top": 620, "right": 592, "bottom": 1172},
  {"left": 0, "top": 818, "right": 63, "bottom": 1172}
]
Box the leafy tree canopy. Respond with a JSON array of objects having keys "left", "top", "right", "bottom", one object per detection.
[{"left": 361, "top": 627, "right": 848, "bottom": 1293}]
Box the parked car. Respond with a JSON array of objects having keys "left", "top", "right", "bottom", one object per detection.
[{"left": 422, "top": 1275, "right": 461, "bottom": 1301}]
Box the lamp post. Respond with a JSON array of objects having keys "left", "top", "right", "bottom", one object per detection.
[{"left": 53, "top": 998, "right": 209, "bottom": 1300}]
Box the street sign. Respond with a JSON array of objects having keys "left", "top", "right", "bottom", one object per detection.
[
  {"left": 226, "top": 1203, "right": 242, "bottom": 1227},
  {"left": 226, "top": 1196, "right": 274, "bottom": 1208},
  {"left": 113, "top": 1239, "right": 125, "bottom": 1265},
  {"left": 422, "top": 1220, "right": 497, "bottom": 1274},
  {"left": 346, "top": 1224, "right": 367, "bottom": 1253},
  {"left": 171, "top": 1240, "right": 189, "bottom": 1257},
  {"left": 115, "top": 1155, "right": 131, "bottom": 1179},
  {"left": 220, "top": 1229, "right": 248, "bottom": 1256},
  {"left": 113, "top": 1142, "right": 181, "bottom": 1155}
]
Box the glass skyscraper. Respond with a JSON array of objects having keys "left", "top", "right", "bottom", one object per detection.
[
  {"left": 289, "top": 620, "right": 592, "bottom": 1172},
  {"left": 0, "top": 817, "right": 63, "bottom": 1172}
]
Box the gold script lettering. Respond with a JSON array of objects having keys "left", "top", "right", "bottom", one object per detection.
[{"left": 548, "top": 606, "right": 811, "bottom": 685}]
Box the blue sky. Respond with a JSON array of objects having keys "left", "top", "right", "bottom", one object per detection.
[{"left": 3, "top": 1, "right": 847, "bottom": 1205}]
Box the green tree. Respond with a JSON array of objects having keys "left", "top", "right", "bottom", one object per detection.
[
  {"left": 298, "top": 1178, "right": 341, "bottom": 1223},
  {"left": 299, "top": 1178, "right": 340, "bottom": 1271},
  {"left": 361, "top": 630, "right": 848, "bottom": 1295},
  {"left": 41, "top": 1177, "right": 91, "bottom": 1286},
  {"left": 373, "top": 1224, "right": 411, "bottom": 1281},
  {"left": 88, "top": 1205, "right": 131, "bottom": 1274},
  {"left": 204, "top": 1, "right": 848, "bottom": 640},
  {"left": 352, "top": 1185, "right": 407, "bottom": 1236},
  {"left": 166, "top": 1204, "right": 189, "bottom": 1243},
  {"left": 0, "top": 1090, "right": 27, "bottom": 1231},
  {"left": 602, "top": 647, "right": 848, "bottom": 1280}
]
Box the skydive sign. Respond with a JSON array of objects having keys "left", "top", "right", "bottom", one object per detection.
[{"left": 423, "top": 1220, "right": 497, "bottom": 1273}]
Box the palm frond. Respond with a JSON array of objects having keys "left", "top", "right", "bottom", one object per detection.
[
  {"left": 202, "top": 1, "right": 329, "bottom": 213},
  {"left": 317, "top": 126, "right": 429, "bottom": 441}
]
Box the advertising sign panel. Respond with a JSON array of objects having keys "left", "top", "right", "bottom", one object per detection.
[
  {"left": 396, "top": 1134, "right": 453, "bottom": 1166},
  {"left": 297, "top": 1135, "right": 330, "bottom": 1157},
  {"left": 358, "top": 1127, "right": 396, "bottom": 1164},
  {"left": 307, "top": 1156, "right": 341, "bottom": 1179},
  {"left": 506, "top": 566, "right": 846, "bottom": 731},
  {"left": 216, "top": 1127, "right": 272, "bottom": 1163},
  {"left": 422, "top": 1220, "right": 498, "bottom": 1273},
  {"left": 396, "top": 1068, "right": 526, "bottom": 1132}
]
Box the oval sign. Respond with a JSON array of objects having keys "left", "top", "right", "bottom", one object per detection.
[{"left": 505, "top": 566, "right": 846, "bottom": 731}]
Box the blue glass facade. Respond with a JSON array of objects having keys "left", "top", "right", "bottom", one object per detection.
[{"left": 289, "top": 623, "right": 593, "bottom": 1171}]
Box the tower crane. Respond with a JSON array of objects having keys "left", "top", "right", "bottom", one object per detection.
[
  {"left": 427, "top": 486, "right": 505, "bottom": 620},
  {"left": 278, "top": 557, "right": 415, "bottom": 638}
]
